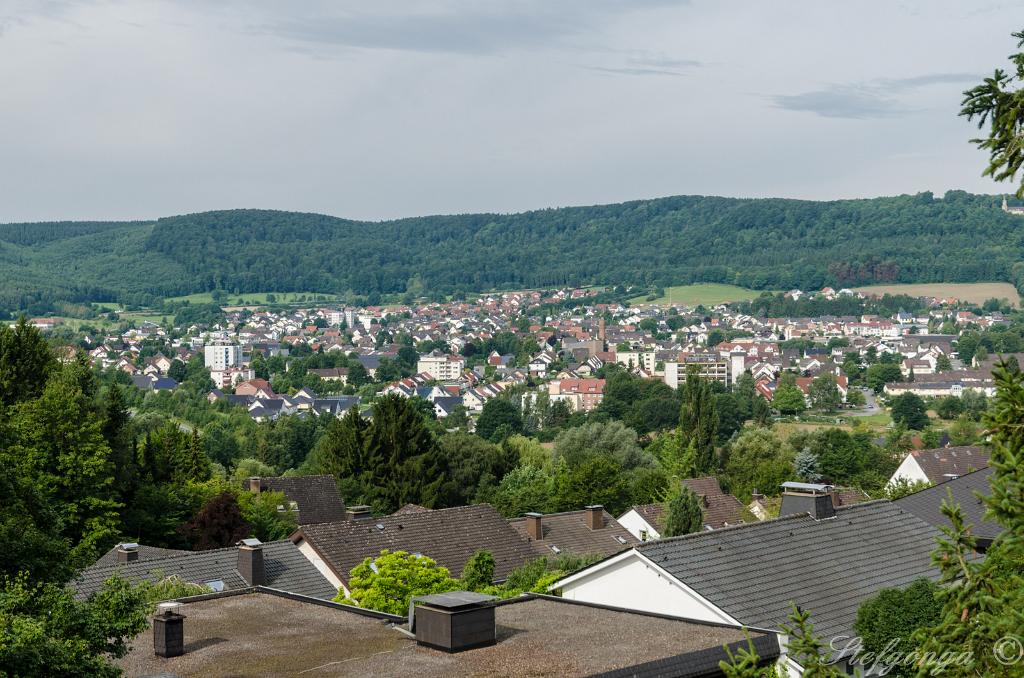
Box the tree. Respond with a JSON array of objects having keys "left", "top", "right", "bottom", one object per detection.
[
  {"left": 337, "top": 550, "right": 458, "bottom": 615},
  {"left": 935, "top": 354, "right": 953, "bottom": 372},
  {"left": 910, "top": 361, "right": 1024, "bottom": 676},
  {"left": 0, "top": 573, "right": 151, "bottom": 677},
  {"left": 662, "top": 487, "right": 704, "bottom": 537},
  {"left": 935, "top": 395, "right": 965, "bottom": 420},
  {"left": 883, "top": 477, "right": 932, "bottom": 500},
  {"left": 437, "top": 433, "right": 517, "bottom": 506},
  {"left": 852, "top": 578, "right": 943, "bottom": 677},
  {"left": 679, "top": 372, "right": 719, "bottom": 474},
  {"left": 890, "top": 392, "right": 929, "bottom": 430},
  {"left": 722, "top": 428, "right": 793, "bottom": 501},
  {"left": 865, "top": 363, "right": 902, "bottom": 393},
  {"left": 0, "top": 316, "right": 56, "bottom": 409},
  {"left": 794, "top": 447, "right": 821, "bottom": 482},
  {"left": 552, "top": 421, "right": 650, "bottom": 470},
  {"left": 551, "top": 456, "right": 630, "bottom": 514},
  {"left": 475, "top": 399, "right": 523, "bottom": 442},
  {"left": 808, "top": 374, "right": 841, "bottom": 412},
  {"left": 961, "top": 30, "right": 1024, "bottom": 196},
  {"left": 846, "top": 388, "right": 866, "bottom": 407},
  {"left": 181, "top": 490, "right": 251, "bottom": 550},
  {"left": 772, "top": 378, "right": 806, "bottom": 416},
  {"left": 491, "top": 465, "right": 554, "bottom": 517},
  {"left": 948, "top": 413, "right": 980, "bottom": 445},
  {"left": 460, "top": 550, "right": 496, "bottom": 591}
]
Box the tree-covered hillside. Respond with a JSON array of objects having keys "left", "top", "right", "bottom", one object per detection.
[{"left": 3, "top": 190, "right": 1023, "bottom": 311}]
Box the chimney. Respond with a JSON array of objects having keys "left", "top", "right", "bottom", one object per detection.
[
  {"left": 524, "top": 512, "right": 543, "bottom": 540},
  {"left": 585, "top": 505, "right": 604, "bottom": 530},
  {"left": 153, "top": 602, "right": 185, "bottom": 658},
  {"left": 345, "top": 505, "right": 372, "bottom": 521},
  {"left": 778, "top": 482, "right": 836, "bottom": 520},
  {"left": 117, "top": 542, "right": 139, "bottom": 563},
  {"left": 413, "top": 591, "right": 497, "bottom": 652},
  {"left": 751, "top": 488, "right": 764, "bottom": 502},
  {"left": 237, "top": 538, "right": 265, "bottom": 586},
  {"left": 248, "top": 477, "right": 261, "bottom": 494}
]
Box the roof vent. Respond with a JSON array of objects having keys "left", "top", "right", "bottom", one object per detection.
[{"left": 412, "top": 591, "right": 497, "bottom": 653}]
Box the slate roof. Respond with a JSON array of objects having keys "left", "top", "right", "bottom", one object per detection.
[
  {"left": 635, "top": 501, "right": 943, "bottom": 643},
  {"left": 73, "top": 540, "right": 337, "bottom": 601},
  {"left": 295, "top": 504, "right": 536, "bottom": 585},
  {"left": 895, "top": 467, "right": 1000, "bottom": 546},
  {"left": 908, "top": 446, "right": 989, "bottom": 483},
  {"left": 246, "top": 475, "right": 347, "bottom": 525},
  {"left": 681, "top": 476, "right": 748, "bottom": 528},
  {"left": 509, "top": 509, "right": 638, "bottom": 559},
  {"left": 94, "top": 544, "right": 189, "bottom": 567}
]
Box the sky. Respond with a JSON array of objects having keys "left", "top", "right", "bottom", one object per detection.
[{"left": 0, "top": 0, "right": 1020, "bottom": 223}]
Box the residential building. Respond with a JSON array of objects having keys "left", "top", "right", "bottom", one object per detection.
[
  {"left": 508, "top": 506, "right": 637, "bottom": 559},
  {"left": 887, "top": 446, "right": 989, "bottom": 488},
  {"left": 417, "top": 351, "right": 465, "bottom": 381},
  {"left": 204, "top": 343, "right": 242, "bottom": 371}
]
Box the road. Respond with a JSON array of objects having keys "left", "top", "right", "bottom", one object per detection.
[{"left": 846, "top": 387, "right": 882, "bottom": 417}]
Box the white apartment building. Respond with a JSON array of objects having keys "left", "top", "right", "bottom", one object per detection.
[
  {"left": 204, "top": 343, "right": 242, "bottom": 371},
  {"left": 417, "top": 352, "right": 465, "bottom": 381}
]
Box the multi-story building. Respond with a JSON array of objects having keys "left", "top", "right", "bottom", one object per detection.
[
  {"left": 417, "top": 351, "right": 465, "bottom": 381},
  {"left": 664, "top": 351, "right": 745, "bottom": 388},
  {"left": 548, "top": 378, "right": 606, "bottom": 412},
  {"left": 204, "top": 343, "right": 242, "bottom": 371}
]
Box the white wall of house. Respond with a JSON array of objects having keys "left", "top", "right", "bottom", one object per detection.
[
  {"left": 886, "top": 455, "right": 928, "bottom": 489},
  {"left": 617, "top": 510, "right": 661, "bottom": 542},
  {"left": 295, "top": 538, "right": 345, "bottom": 595},
  {"left": 556, "top": 551, "right": 736, "bottom": 625}
]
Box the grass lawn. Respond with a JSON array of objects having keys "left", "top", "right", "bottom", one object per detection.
[
  {"left": 851, "top": 282, "right": 1020, "bottom": 308},
  {"left": 629, "top": 283, "right": 769, "bottom": 307},
  {"left": 167, "top": 291, "right": 338, "bottom": 305}
]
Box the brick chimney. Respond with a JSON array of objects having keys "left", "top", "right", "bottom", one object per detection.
[
  {"left": 249, "top": 477, "right": 261, "bottom": 494},
  {"left": 116, "top": 542, "right": 139, "bottom": 563},
  {"left": 346, "top": 505, "right": 372, "bottom": 521},
  {"left": 585, "top": 505, "right": 604, "bottom": 530},
  {"left": 153, "top": 602, "right": 185, "bottom": 658},
  {"left": 524, "top": 512, "right": 543, "bottom": 540},
  {"left": 237, "top": 538, "right": 265, "bottom": 586}
]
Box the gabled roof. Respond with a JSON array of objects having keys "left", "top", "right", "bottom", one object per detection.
[
  {"left": 74, "top": 540, "right": 337, "bottom": 600},
  {"left": 94, "top": 544, "right": 189, "bottom": 566},
  {"left": 680, "top": 477, "right": 748, "bottom": 529},
  {"left": 509, "top": 509, "right": 638, "bottom": 558},
  {"left": 633, "top": 501, "right": 943, "bottom": 642},
  {"left": 907, "top": 446, "right": 989, "bottom": 483},
  {"left": 294, "top": 504, "right": 536, "bottom": 585},
  {"left": 248, "top": 475, "right": 347, "bottom": 525},
  {"left": 895, "top": 467, "right": 1000, "bottom": 546}
]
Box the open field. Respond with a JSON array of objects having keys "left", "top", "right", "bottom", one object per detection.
[
  {"left": 166, "top": 291, "right": 339, "bottom": 305},
  {"left": 852, "top": 282, "right": 1019, "bottom": 307},
  {"left": 629, "top": 283, "right": 768, "bottom": 307}
]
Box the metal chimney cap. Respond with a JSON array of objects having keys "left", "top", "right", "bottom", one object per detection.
[
  {"left": 238, "top": 538, "right": 262, "bottom": 547},
  {"left": 118, "top": 542, "right": 140, "bottom": 551},
  {"left": 156, "top": 601, "right": 183, "bottom": 617}
]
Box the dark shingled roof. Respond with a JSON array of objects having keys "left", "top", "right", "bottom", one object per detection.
[
  {"left": 636, "top": 501, "right": 943, "bottom": 642},
  {"left": 114, "top": 591, "right": 777, "bottom": 677},
  {"left": 509, "top": 509, "right": 639, "bottom": 559},
  {"left": 626, "top": 503, "right": 666, "bottom": 532},
  {"left": 245, "top": 475, "right": 346, "bottom": 525},
  {"left": 73, "top": 540, "right": 337, "bottom": 601},
  {"left": 832, "top": 487, "right": 871, "bottom": 508},
  {"left": 895, "top": 466, "right": 1000, "bottom": 546},
  {"left": 907, "top": 446, "right": 989, "bottom": 483},
  {"left": 295, "top": 504, "right": 536, "bottom": 585},
  {"left": 94, "top": 544, "right": 189, "bottom": 566},
  {"left": 681, "top": 476, "right": 748, "bottom": 528}
]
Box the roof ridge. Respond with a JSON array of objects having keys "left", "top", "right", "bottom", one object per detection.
[{"left": 637, "top": 511, "right": 813, "bottom": 548}]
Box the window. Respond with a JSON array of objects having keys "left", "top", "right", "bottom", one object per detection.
[{"left": 639, "top": 529, "right": 649, "bottom": 542}]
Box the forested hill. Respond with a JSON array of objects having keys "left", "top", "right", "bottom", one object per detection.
[{"left": 3, "top": 190, "right": 1024, "bottom": 310}]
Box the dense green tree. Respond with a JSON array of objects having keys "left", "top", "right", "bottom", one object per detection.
[
  {"left": 808, "top": 374, "right": 841, "bottom": 412},
  {"left": 793, "top": 447, "right": 821, "bottom": 482},
  {"left": 935, "top": 395, "right": 965, "bottom": 420},
  {"left": 0, "top": 573, "right": 151, "bottom": 677},
  {"left": 490, "top": 465, "right": 554, "bottom": 517},
  {"left": 0, "top": 317, "right": 56, "bottom": 409},
  {"left": 722, "top": 428, "right": 793, "bottom": 501},
  {"left": 865, "top": 363, "right": 902, "bottom": 393},
  {"left": 772, "top": 374, "right": 806, "bottom": 415},
  {"left": 475, "top": 398, "right": 523, "bottom": 442},
  {"left": 552, "top": 421, "right": 650, "bottom": 470},
  {"left": 551, "top": 456, "right": 630, "bottom": 514},
  {"left": 890, "top": 392, "right": 929, "bottom": 430},
  {"left": 307, "top": 407, "right": 371, "bottom": 499},
  {"left": 460, "top": 550, "right": 496, "bottom": 591},
  {"left": 338, "top": 550, "right": 458, "bottom": 615},
  {"left": 662, "top": 487, "right": 704, "bottom": 537},
  {"left": 679, "top": 372, "right": 719, "bottom": 474},
  {"left": 854, "top": 579, "right": 943, "bottom": 677},
  {"left": 437, "top": 432, "right": 517, "bottom": 506}
]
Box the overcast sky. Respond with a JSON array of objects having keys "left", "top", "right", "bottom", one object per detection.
[{"left": 0, "top": 0, "right": 1020, "bottom": 223}]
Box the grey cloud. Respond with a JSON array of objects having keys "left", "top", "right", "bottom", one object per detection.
[
  {"left": 772, "top": 72, "right": 981, "bottom": 119},
  {"left": 582, "top": 65, "right": 688, "bottom": 77}
]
